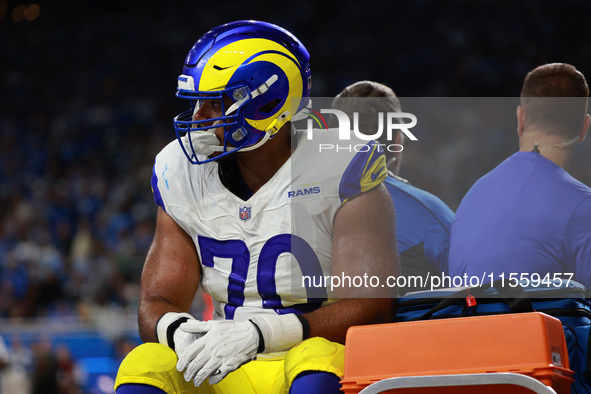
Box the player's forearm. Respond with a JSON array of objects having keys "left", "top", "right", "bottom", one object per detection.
[
  {"left": 138, "top": 294, "right": 189, "bottom": 343},
  {"left": 303, "top": 298, "right": 394, "bottom": 344},
  {"left": 138, "top": 209, "right": 202, "bottom": 343}
]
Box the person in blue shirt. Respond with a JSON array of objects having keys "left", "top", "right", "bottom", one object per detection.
[
  {"left": 449, "top": 63, "right": 591, "bottom": 289},
  {"left": 332, "top": 81, "right": 455, "bottom": 294}
]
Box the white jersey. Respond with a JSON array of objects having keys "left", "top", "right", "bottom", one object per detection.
[{"left": 151, "top": 129, "right": 387, "bottom": 321}]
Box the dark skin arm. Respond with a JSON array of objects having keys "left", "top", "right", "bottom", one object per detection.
[
  {"left": 138, "top": 184, "right": 398, "bottom": 346},
  {"left": 304, "top": 184, "right": 399, "bottom": 344},
  {"left": 138, "top": 207, "right": 201, "bottom": 342}
]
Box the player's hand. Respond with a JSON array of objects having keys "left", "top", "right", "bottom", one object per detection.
[
  {"left": 176, "top": 320, "right": 260, "bottom": 386},
  {"left": 172, "top": 322, "right": 205, "bottom": 360},
  {"left": 156, "top": 311, "right": 206, "bottom": 357}
]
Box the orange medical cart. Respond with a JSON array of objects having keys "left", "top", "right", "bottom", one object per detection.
[{"left": 342, "top": 312, "right": 573, "bottom": 393}]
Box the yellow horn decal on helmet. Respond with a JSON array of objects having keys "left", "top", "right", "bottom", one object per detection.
[
  {"left": 198, "top": 38, "right": 299, "bottom": 91},
  {"left": 243, "top": 52, "right": 303, "bottom": 134},
  {"left": 198, "top": 38, "right": 304, "bottom": 135}
]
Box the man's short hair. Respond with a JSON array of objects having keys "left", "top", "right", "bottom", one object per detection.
[
  {"left": 520, "top": 63, "right": 589, "bottom": 138},
  {"left": 331, "top": 81, "right": 402, "bottom": 161}
]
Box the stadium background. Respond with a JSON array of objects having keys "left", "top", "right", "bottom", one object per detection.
[{"left": 1, "top": 0, "right": 591, "bottom": 392}]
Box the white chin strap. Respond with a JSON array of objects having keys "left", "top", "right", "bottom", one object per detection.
[{"left": 224, "top": 74, "right": 279, "bottom": 115}]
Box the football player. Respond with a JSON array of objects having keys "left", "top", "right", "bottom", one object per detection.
[{"left": 115, "top": 21, "right": 398, "bottom": 394}]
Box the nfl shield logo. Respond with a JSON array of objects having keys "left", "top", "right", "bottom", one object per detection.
[{"left": 239, "top": 206, "right": 251, "bottom": 221}]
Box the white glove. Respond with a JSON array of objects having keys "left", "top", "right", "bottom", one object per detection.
[
  {"left": 172, "top": 323, "right": 205, "bottom": 360},
  {"left": 176, "top": 320, "right": 261, "bottom": 387},
  {"left": 156, "top": 312, "right": 196, "bottom": 352},
  {"left": 155, "top": 312, "right": 220, "bottom": 368}
]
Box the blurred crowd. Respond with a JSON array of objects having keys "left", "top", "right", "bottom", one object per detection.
[
  {"left": 1, "top": 334, "right": 81, "bottom": 394},
  {"left": 1, "top": 0, "right": 590, "bottom": 324},
  {"left": 1, "top": 2, "right": 590, "bottom": 391},
  {"left": 0, "top": 332, "right": 141, "bottom": 393}
]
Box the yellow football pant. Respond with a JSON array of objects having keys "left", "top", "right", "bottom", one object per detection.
[{"left": 115, "top": 337, "right": 345, "bottom": 394}]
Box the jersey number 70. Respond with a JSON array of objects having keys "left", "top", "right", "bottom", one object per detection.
[{"left": 198, "top": 234, "right": 328, "bottom": 319}]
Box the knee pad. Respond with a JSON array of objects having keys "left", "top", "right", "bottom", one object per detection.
[
  {"left": 283, "top": 337, "right": 345, "bottom": 386},
  {"left": 115, "top": 343, "right": 180, "bottom": 393}
]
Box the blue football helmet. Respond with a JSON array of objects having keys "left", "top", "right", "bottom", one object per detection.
[{"left": 173, "top": 20, "right": 312, "bottom": 164}]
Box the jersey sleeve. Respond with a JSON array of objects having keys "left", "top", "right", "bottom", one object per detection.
[
  {"left": 338, "top": 139, "right": 387, "bottom": 203},
  {"left": 151, "top": 159, "right": 166, "bottom": 211},
  {"left": 149, "top": 140, "right": 192, "bottom": 214}
]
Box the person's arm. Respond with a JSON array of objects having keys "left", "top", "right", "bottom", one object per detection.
[
  {"left": 304, "top": 183, "right": 399, "bottom": 344},
  {"left": 138, "top": 207, "right": 202, "bottom": 343},
  {"left": 177, "top": 184, "right": 399, "bottom": 386}
]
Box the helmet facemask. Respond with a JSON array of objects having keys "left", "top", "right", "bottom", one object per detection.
[
  {"left": 173, "top": 74, "right": 286, "bottom": 164},
  {"left": 172, "top": 20, "right": 312, "bottom": 165}
]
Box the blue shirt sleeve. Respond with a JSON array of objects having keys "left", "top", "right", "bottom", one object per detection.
[{"left": 565, "top": 197, "right": 591, "bottom": 289}]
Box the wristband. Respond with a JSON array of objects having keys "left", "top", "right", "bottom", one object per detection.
[
  {"left": 295, "top": 314, "right": 310, "bottom": 339},
  {"left": 249, "top": 319, "right": 266, "bottom": 353},
  {"left": 155, "top": 312, "right": 195, "bottom": 350},
  {"left": 250, "top": 313, "right": 304, "bottom": 353}
]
